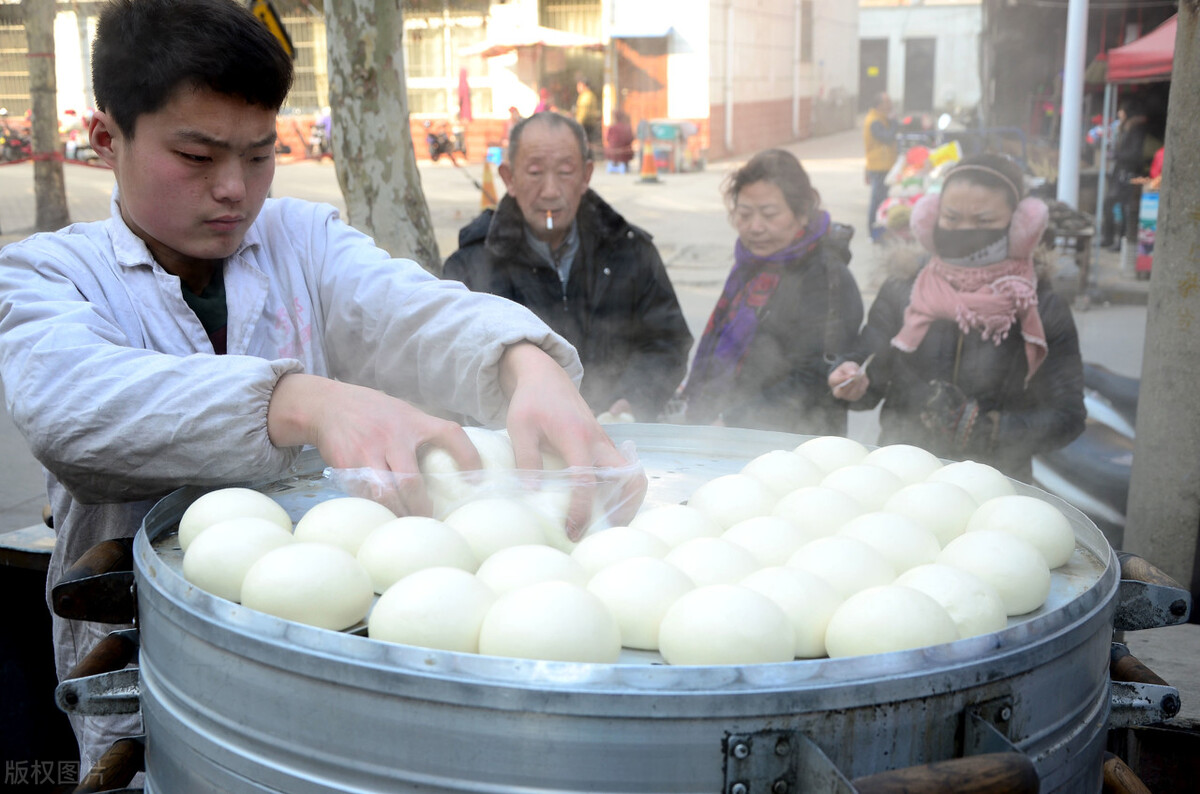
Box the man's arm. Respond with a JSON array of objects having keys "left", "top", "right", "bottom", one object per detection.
[{"left": 869, "top": 118, "right": 897, "bottom": 145}]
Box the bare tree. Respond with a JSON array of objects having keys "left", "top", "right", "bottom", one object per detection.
[
  {"left": 1124, "top": 1, "right": 1200, "bottom": 605},
  {"left": 22, "top": 0, "right": 69, "bottom": 231},
  {"left": 324, "top": 0, "right": 440, "bottom": 272}
]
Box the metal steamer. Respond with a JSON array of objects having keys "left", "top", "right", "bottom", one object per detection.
[{"left": 53, "top": 425, "right": 1192, "bottom": 793}]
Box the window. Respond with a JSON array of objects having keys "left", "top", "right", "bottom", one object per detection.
[
  {"left": 403, "top": 10, "right": 491, "bottom": 116},
  {"left": 281, "top": 15, "right": 329, "bottom": 114}
]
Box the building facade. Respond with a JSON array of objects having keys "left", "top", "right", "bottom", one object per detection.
[
  {"left": 9, "top": 0, "right": 857, "bottom": 163},
  {"left": 858, "top": 0, "right": 982, "bottom": 116}
]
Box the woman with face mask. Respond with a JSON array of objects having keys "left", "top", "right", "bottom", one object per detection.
[
  {"left": 680, "top": 149, "right": 863, "bottom": 434},
  {"left": 828, "top": 154, "right": 1085, "bottom": 481}
]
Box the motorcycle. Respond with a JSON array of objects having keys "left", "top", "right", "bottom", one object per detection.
[
  {"left": 424, "top": 120, "right": 466, "bottom": 162},
  {"left": 0, "top": 125, "right": 32, "bottom": 162},
  {"left": 1032, "top": 362, "right": 1138, "bottom": 546}
]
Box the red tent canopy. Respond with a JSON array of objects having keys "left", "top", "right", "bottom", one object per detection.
[{"left": 1108, "top": 15, "right": 1176, "bottom": 84}]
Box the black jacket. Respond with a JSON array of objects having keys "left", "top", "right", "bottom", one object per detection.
[
  {"left": 684, "top": 223, "right": 863, "bottom": 435},
  {"left": 443, "top": 191, "right": 693, "bottom": 419},
  {"left": 853, "top": 266, "right": 1085, "bottom": 481}
]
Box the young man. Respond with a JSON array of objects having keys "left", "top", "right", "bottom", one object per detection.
[
  {"left": 0, "top": 0, "right": 633, "bottom": 772},
  {"left": 443, "top": 112, "right": 693, "bottom": 422}
]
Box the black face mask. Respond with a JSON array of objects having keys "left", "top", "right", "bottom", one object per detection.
[{"left": 932, "top": 226, "right": 1008, "bottom": 261}]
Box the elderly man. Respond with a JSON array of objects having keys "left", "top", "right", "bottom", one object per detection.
[{"left": 444, "top": 112, "right": 693, "bottom": 421}]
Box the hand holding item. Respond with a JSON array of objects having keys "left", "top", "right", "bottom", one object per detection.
[
  {"left": 499, "top": 343, "right": 647, "bottom": 537},
  {"left": 829, "top": 353, "right": 875, "bottom": 402},
  {"left": 266, "top": 373, "right": 481, "bottom": 517}
]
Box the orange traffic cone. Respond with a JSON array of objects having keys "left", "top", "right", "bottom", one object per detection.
[
  {"left": 480, "top": 160, "right": 498, "bottom": 211},
  {"left": 638, "top": 139, "right": 660, "bottom": 184}
]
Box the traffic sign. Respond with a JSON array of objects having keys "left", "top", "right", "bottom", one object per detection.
[{"left": 250, "top": 0, "right": 294, "bottom": 59}]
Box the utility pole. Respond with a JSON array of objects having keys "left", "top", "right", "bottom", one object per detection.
[
  {"left": 22, "top": 0, "right": 70, "bottom": 231},
  {"left": 1123, "top": 4, "right": 1200, "bottom": 615},
  {"left": 1056, "top": 0, "right": 1088, "bottom": 208}
]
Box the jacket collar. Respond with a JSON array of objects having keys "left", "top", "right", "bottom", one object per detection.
[
  {"left": 478, "top": 189, "right": 637, "bottom": 260},
  {"left": 108, "top": 185, "right": 262, "bottom": 270}
]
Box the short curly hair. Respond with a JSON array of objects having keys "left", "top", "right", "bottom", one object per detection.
[{"left": 722, "top": 149, "right": 819, "bottom": 219}]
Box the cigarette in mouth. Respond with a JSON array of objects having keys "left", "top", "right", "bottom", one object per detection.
[{"left": 545, "top": 211, "right": 553, "bottom": 231}]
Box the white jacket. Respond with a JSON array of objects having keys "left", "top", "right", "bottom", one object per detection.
[{"left": 0, "top": 190, "right": 580, "bottom": 577}]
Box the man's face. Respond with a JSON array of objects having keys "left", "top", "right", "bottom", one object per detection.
[
  {"left": 92, "top": 86, "right": 277, "bottom": 276},
  {"left": 499, "top": 121, "right": 592, "bottom": 246},
  {"left": 878, "top": 94, "right": 892, "bottom": 114}
]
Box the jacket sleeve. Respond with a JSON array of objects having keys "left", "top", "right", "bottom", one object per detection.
[
  {"left": 851, "top": 276, "right": 913, "bottom": 411},
  {"left": 0, "top": 234, "right": 303, "bottom": 503},
  {"left": 987, "top": 291, "right": 1086, "bottom": 460},
  {"left": 870, "top": 119, "right": 897, "bottom": 144},
  {"left": 304, "top": 208, "right": 582, "bottom": 426},
  {"left": 614, "top": 238, "right": 694, "bottom": 417}
]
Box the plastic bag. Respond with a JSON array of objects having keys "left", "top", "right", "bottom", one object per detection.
[{"left": 323, "top": 440, "right": 646, "bottom": 546}]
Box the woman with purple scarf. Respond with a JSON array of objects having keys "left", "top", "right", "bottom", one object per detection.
[{"left": 680, "top": 149, "right": 864, "bottom": 434}]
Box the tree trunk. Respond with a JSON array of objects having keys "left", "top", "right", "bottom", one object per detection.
[
  {"left": 23, "top": 0, "right": 70, "bottom": 231},
  {"left": 324, "top": 0, "right": 440, "bottom": 273},
  {"left": 1123, "top": 4, "right": 1200, "bottom": 611}
]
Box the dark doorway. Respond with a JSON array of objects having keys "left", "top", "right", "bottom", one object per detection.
[
  {"left": 859, "top": 39, "right": 888, "bottom": 112},
  {"left": 903, "top": 37, "right": 936, "bottom": 113}
]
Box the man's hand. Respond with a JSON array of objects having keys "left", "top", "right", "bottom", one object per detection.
[
  {"left": 267, "top": 374, "right": 481, "bottom": 516},
  {"left": 499, "top": 343, "right": 647, "bottom": 538},
  {"left": 829, "top": 361, "right": 871, "bottom": 402}
]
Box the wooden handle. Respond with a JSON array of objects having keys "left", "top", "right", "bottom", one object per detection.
[
  {"left": 1110, "top": 643, "right": 1169, "bottom": 687},
  {"left": 65, "top": 631, "right": 138, "bottom": 682},
  {"left": 1102, "top": 752, "right": 1152, "bottom": 794},
  {"left": 73, "top": 736, "right": 144, "bottom": 793},
  {"left": 51, "top": 538, "right": 136, "bottom": 622},
  {"left": 57, "top": 538, "right": 134, "bottom": 584},
  {"left": 852, "top": 752, "right": 1039, "bottom": 794},
  {"left": 1117, "top": 552, "right": 1184, "bottom": 589}
]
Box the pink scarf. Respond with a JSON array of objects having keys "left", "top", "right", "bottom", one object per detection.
[{"left": 891, "top": 257, "right": 1048, "bottom": 382}]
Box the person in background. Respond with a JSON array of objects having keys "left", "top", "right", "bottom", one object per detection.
[
  {"left": 680, "top": 149, "right": 863, "bottom": 434},
  {"left": 829, "top": 154, "right": 1084, "bottom": 481},
  {"left": 604, "top": 110, "right": 635, "bottom": 174},
  {"left": 1133, "top": 144, "right": 1166, "bottom": 192},
  {"left": 444, "top": 112, "right": 693, "bottom": 422},
  {"left": 534, "top": 87, "right": 552, "bottom": 114},
  {"left": 501, "top": 105, "right": 522, "bottom": 148},
  {"left": 574, "top": 77, "right": 602, "bottom": 152},
  {"left": 0, "top": 0, "right": 634, "bottom": 773},
  {"left": 863, "top": 92, "right": 898, "bottom": 243},
  {"left": 1101, "top": 99, "right": 1160, "bottom": 252}
]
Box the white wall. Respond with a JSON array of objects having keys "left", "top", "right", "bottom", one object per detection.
[
  {"left": 54, "top": 10, "right": 93, "bottom": 114},
  {"left": 859, "top": 4, "right": 981, "bottom": 111},
  {"left": 815, "top": 0, "right": 859, "bottom": 101},
  {"left": 665, "top": 2, "right": 709, "bottom": 119}
]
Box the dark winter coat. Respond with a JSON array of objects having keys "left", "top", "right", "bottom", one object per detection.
[
  {"left": 443, "top": 191, "right": 693, "bottom": 419},
  {"left": 852, "top": 250, "right": 1085, "bottom": 481},
  {"left": 685, "top": 223, "right": 863, "bottom": 435}
]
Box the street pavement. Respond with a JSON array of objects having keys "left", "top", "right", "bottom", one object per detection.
[{"left": 1, "top": 127, "right": 1196, "bottom": 728}]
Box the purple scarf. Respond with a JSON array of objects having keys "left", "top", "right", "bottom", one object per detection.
[{"left": 683, "top": 211, "right": 830, "bottom": 422}]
